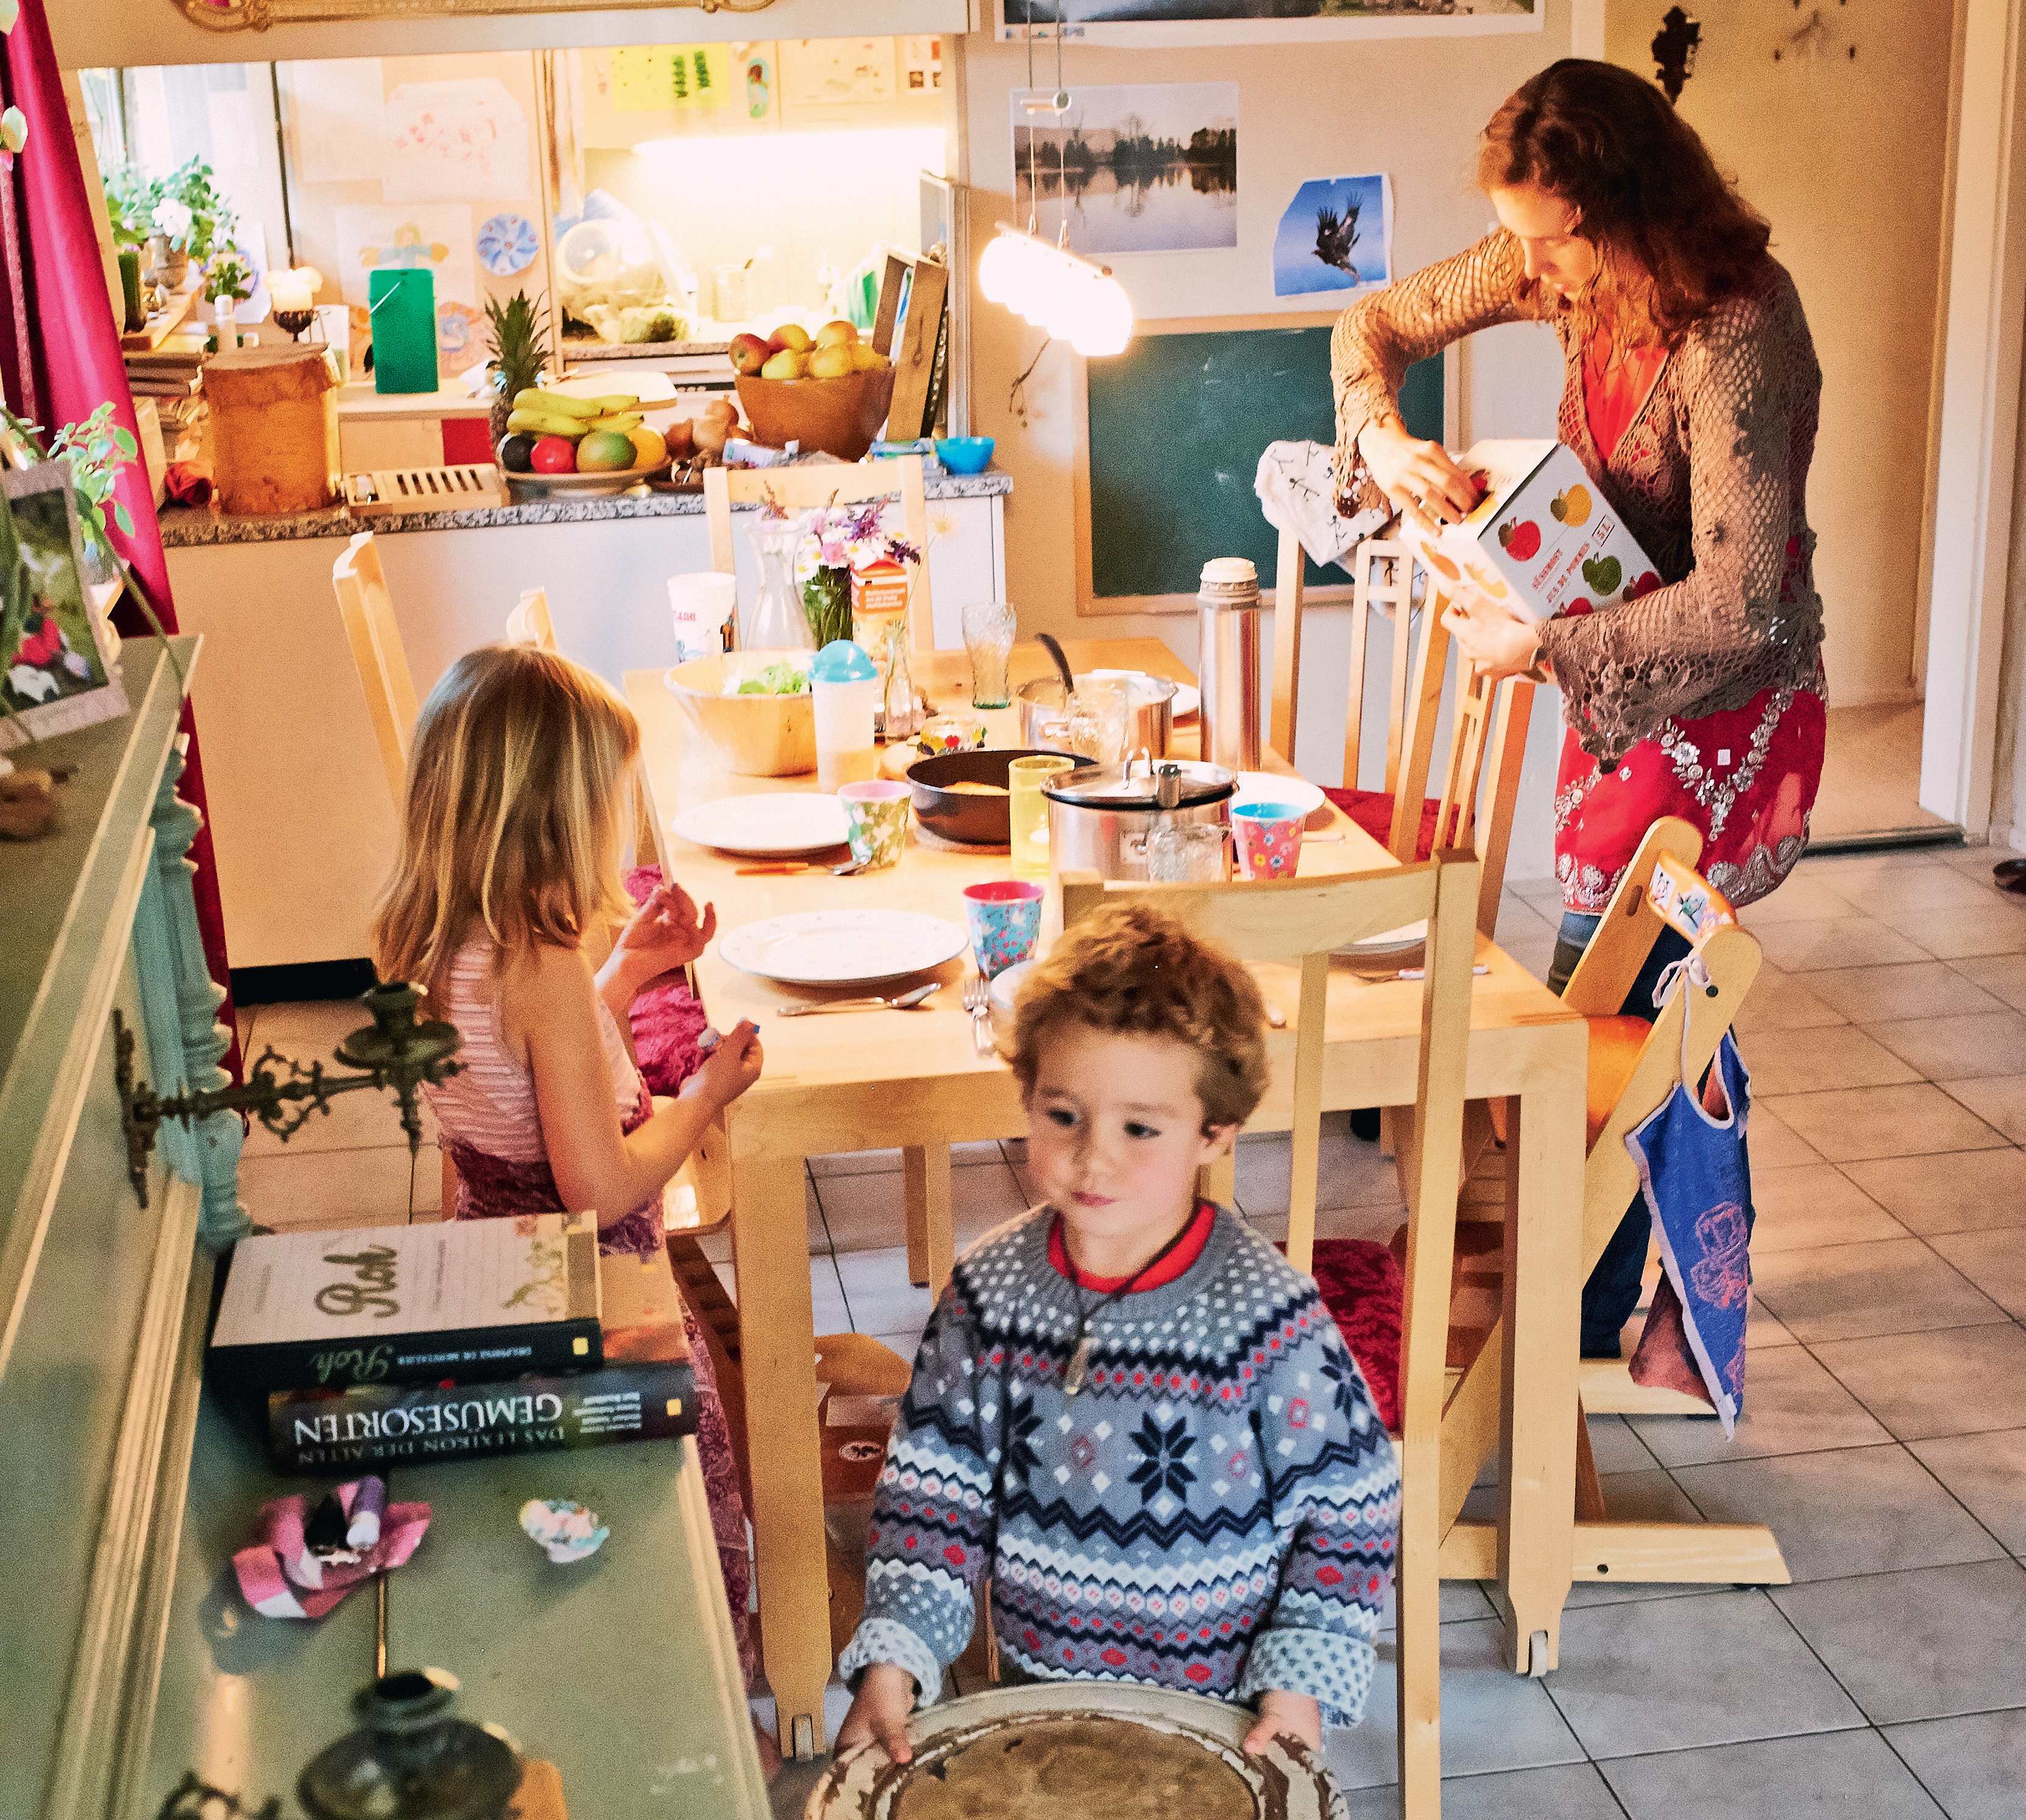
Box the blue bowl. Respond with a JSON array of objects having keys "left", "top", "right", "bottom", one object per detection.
[{"left": 935, "top": 436, "right": 996, "bottom": 475}]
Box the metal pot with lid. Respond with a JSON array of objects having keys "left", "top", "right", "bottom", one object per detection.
[{"left": 1044, "top": 753, "right": 1234, "bottom": 883}]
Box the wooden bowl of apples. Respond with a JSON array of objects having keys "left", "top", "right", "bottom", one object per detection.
[{"left": 731, "top": 320, "right": 896, "bottom": 461}]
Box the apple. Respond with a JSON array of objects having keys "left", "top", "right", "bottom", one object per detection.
[
  {"left": 664, "top": 420, "right": 696, "bottom": 461},
  {"left": 807, "top": 343, "right": 854, "bottom": 380},
  {"left": 760, "top": 347, "right": 806, "bottom": 380},
  {"left": 1630, "top": 570, "right": 1662, "bottom": 599},
  {"left": 849, "top": 342, "right": 890, "bottom": 372},
  {"left": 729, "top": 333, "right": 771, "bottom": 375},
  {"left": 768, "top": 322, "right": 812, "bottom": 354},
  {"left": 815, "top": 319, "right": 857, "bottom": 349},
  {"left": 530, "top": 436, "right": 576, "bottom": 474},
  {"left": 1496, "top": 517, "right": 1541, "bottom": 561}
]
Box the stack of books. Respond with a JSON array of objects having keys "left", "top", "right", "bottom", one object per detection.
[
  {"left": 124, "top": 339, "right": 206, "bottom": 402},
  {"left": 209, "top": 1214, "right": 698, "bottom": 1472}
]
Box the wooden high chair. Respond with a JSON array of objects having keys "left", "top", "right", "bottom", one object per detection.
[
  {"left": 331, "top": 531, "right": 420, "bottom": 809},
  {"left": 703, "top": 456, "right": 936, "bottom": 653},
  {"left": 505, "top": 587, "right": 558, "bottom": 651},
  {"left": 1062, "top": 858, "right": 1479, "bottom": 1820},
  {"left": 1435, "top": 818, "right": 1790, "bottom": 1593}
]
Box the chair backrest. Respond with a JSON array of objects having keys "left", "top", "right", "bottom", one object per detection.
[
  {"left": 703, "top": 455, "right": 935, "bottom": 652},
  {"left": 331, "top": 530, "right": 420, "bottom": 809},
  {"left": 505, "top": 587, "right": 557, "bottom": 652}
]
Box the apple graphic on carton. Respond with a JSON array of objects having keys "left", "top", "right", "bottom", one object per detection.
[{"left": 1497, "top": 518, "right": 1541, "bottom": 561}]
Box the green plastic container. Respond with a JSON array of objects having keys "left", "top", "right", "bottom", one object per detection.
[{"left": 368, "top": 267, "right": 437, "bottom": 395}]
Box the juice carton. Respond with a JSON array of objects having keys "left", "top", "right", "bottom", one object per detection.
[{"left": 1407, "top": 439, "right": 1660, "bottom": 624}]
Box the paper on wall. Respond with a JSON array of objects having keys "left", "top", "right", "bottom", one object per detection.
[
  {"left": 333, "top": 204, "right": 475, "bottom": 313},
  {"left": 780, "top": 38, "right": 896, "bottom": 108},
  {"left": 610, "top": 45, "right": 732, "bottom": 112},
  {"left": 206, "top": 87, "right": 261, "bottom": 172},
  {"left": 1273, "top": 173, "right": 1392, "bottom": 299},
  {"left": 381, "top": 79, "right": 531, "bottom": 204},
  {"left": 287, "top": 58, "right": 388, "bottom": 186}
]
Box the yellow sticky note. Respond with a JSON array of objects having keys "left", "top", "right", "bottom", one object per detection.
[
  {"left": 573, "top": 1336, "right": 590, "bottom": 1355},
  {"left": 667, "top": 1398, "right": 684, "bottom": 1417},
  {"left": 610, "top": 46, "right": 674, "bottom": 112}
]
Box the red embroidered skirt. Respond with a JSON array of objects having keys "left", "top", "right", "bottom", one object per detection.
[{"left": 1553, "top": 676, "right": 1827, "bottom": 912}]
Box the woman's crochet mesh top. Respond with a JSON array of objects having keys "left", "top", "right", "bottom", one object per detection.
[{"left": 1330, "top": 229, "right": 1826, "bottom": 765}]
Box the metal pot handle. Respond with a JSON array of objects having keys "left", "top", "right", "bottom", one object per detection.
[{"left": 1126, "top": 746, "right": 1154, "bottom": 782}]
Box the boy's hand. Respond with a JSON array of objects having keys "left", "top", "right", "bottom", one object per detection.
[
  {"left": 684, "top": 1019, "right": 763, "bottom": 1110},
  {"left": 1242, "top": 1689, "right": 1322, "bottom": 1757},
  {"left": 606, "top": 882, "right": 717, "bottom": 994},
  {"left": 835, "top": 1663, "right": 916, "bottom": 1764}
]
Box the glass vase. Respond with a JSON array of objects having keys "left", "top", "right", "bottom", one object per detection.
[
  {"left": 883, "top": 621, "right": 922, "bottom": 742},
  {"left": 744, "top": 512, "right": 814, "bottom": 651},
  {"left": 802, "top": 564, "right": 855, "bottom": 650}
]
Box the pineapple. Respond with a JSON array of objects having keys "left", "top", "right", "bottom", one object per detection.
[{"left": 484, "top": 291, "right": 550, "bottom": 449}]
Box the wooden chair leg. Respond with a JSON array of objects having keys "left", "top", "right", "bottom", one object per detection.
[
  {"left": 902, "top": 1144, "right": 954, "bottom": 1295},
  {"left": 1574, "top": 1398, "right": 1608, "bottom": 1522}
]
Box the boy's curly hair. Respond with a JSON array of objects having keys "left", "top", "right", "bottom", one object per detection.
[{"left": 1010, "top": 902, "right": 1270, "bottom": 1132}]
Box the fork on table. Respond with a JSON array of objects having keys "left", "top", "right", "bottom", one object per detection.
[{"left": 963, "top": 975, "right": 996, "bottom": 1057}]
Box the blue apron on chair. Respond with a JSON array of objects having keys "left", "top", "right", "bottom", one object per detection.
[{"left": 1623, "top": 955, "right": 1752, "bottom": 1437}]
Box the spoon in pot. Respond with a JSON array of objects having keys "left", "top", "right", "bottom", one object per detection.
[{"left": 1035, "top": 631, "right": 1077, "bottom": 699}]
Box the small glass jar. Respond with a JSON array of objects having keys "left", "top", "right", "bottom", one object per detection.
[{"left": 915, "top": 714, "right": 987, "bottom": 756}]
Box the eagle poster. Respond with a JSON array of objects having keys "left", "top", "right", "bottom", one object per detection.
[{"left": 1273, "top": 173, "right": 1392, "bottom": 298}]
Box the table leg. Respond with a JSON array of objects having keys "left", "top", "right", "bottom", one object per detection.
[
  {"left": 732, "top": 1153, "right": 832, "bottom": 1757},
  {"left": 902, "top": 1144, "right": 955, "bottom": 1298},
  {"left": 1495, "top": 1068, "right": 1584, "bottom": 1676}
]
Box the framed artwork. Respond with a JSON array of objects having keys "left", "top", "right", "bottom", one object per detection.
[
  {"left": 998, "top": 1, "right": 1540, "bottom": 45},
  {"left": 0, "top": 464, "right": 129, "bottom": 751}
]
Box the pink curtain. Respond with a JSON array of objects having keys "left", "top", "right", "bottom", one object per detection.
[{"left": 1, "top": 0, "right": 239, "bottom": 1077}]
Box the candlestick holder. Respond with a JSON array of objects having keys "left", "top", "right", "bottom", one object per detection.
[{"left": 273, "top": 308, "right": 317, "bottom": 341}]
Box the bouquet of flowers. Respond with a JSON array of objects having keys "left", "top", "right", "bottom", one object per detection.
[{"left": 790, "top": 497, "right": 921, "bottom": 650}]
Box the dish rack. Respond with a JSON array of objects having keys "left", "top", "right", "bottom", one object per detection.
[{"left": 343, "top": 463, "right": 504, "bottom": 515}]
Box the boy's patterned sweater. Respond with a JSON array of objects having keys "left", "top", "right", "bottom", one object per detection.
[{"left": 838, "top": 1205, "right": 1401, "bottom": 1725}]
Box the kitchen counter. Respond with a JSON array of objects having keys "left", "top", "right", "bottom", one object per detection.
[{"left": 158, "top": 466, "right": 1010, "bottom": 547}]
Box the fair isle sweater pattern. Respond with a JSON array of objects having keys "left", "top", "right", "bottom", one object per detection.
[{"left": 837, "top": 1206, "right": 1401, "bottom": 1727}]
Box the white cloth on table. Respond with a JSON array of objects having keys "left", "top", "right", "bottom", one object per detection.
[{"left": 1254, "top": 439, "right": 1388, "bottom": 572}]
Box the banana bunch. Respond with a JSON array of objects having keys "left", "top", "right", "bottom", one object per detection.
[{"left": 504, "top": 389, "right": 643, "bottom": 441}]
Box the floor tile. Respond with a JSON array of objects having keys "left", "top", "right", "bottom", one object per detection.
[
  {"left": 245, "top": 998, "right": 383, "bottom": 1055},
  {"left": 1749, "top": 1237, "right": 2006, "bottom": 1344},
  {"left": 1939, "top": 1074, "right": 2026, "bottom": 1144},
  {"left": 1545, "top": 1590, "right": 1861, "bottom": 1756},
  {"left": 1670, "top": 1444, "right": 2003, "bottom": 1582},
  {"left": 1746, "top": 1304, "right": 1799, "bottom": 1348},
  {"left": 1747, "top": 1164, "right": 1909, "bottom": 1253},
  {"left": 1811, "top": 1325, "right": 2026, "bottom": 1441},
  {"left": 1772, "top": 1559, "right": 2026, "bottom": 1724},
  {"left": 1321, "top": 1618, "right": 1584, "bottom": 1788},
  {"left": 1429, "top": 1763, "right": 1629, "bottom": 1820},
  {"left": 1867, "top": 1013, "right": 2026, "bottom": 1083},
  {"left": 1805, "top": 961, "right": 2008, "bottom": 1025},
  {"left": 831, "top": 1245, "right": 936, "bottom": 1337},
  {"left": 1512, "top": 876, "right": 1569, "bottom": 912},
  {"left": 1928, "top": 1227, "right": 2026, "bottom": 1319},
  {"left": 1735, "top": 870, "right": 1858, "bottom": 922},
  {"left": 1629, "top": 1344, "right": 1889, "bottom": 1467},
  {"left": 1860, "top": 866, "right": 2013, "bottom": 917},
  {"left": 1907, "top": 1429, "right": 2026, "bottom": 1551},
  {"left": 1950, "top": 952, "right": 2026, "bottom": 1013},
  {"left": 1234, "top": 1128, "right": 1406, "bottom": 1214},
  {"left": 1498, "top": 923, "right": 1559, "bottom": 982},
  {"left": 1753, "top": 917, "right": 1931, "bottom": 974},
  {"left": 239, "top": 1145, "right": 419, "bottom": 1231},
  {"left": 1758, "top": 1084, "right": 2007, "bottom": 1162},
  {"left": 1598, "top": 1728, "right": 1944, "bottom": 1820},
  {"left": 1874, "top": 901, "right": 2026, "bottom": 960},
  {"left": 1883, "top": 1708, "right": 2026, "bottom": 1820},
  {"left": 1588, "top": 1412, "right": 1660, "bottom": 1475},
  {"left": 1742, "top": 1102, "right": 1822, "bottom": 1168},
  {"left": 1731, "top": 965, "right": 1847, "bottom": 1036},
  {"left": 1841, "top": 1147, "right": 2026, "bottom": 1236},
  {"left": 1737, "top": 1025, "right": 1921, "bottom": 1096},
  {"left": 411, "top": 1147, "right": 442, "bottom": 1217}
]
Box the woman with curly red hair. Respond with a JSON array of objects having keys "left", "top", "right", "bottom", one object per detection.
[{"left": 1333, "top": 58, "right": 1824, "bottom": 1354}]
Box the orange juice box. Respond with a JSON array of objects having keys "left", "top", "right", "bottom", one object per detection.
[{"left": 1406, "top": 439, "right": 1660, "bottom": 624}]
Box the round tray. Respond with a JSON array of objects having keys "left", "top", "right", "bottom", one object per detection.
[
  {"left": 805, "top": 1682, "right": 1347, "bottom": 1820},
  {"left": 501, "top": 456, "right": 672, "bottom": 498}
]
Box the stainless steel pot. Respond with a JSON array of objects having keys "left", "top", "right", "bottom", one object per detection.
[
  {"left": 1044, "top": 755, "right": 1234, "bottom": 884},
  {"left": 1016, "top": 671, "right": 1177, "bottom": 760}
]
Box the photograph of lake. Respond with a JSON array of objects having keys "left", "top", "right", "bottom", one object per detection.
[
  {"left": 1002, "top": 0, "right": 1537, "bottom": 27},
  {"left": 1011, "top": 82, "right": 1238, "bottom": 255}
]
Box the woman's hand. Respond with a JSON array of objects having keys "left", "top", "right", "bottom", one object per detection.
[
  {"left": 601, "top": 882, "right": 717, "bottom": 1000},
  {"left": 1440, "top": 585, "right": 1550, "bottom": 684},
  {"left": 835, "top": 1663, "right": 917, "bottom": 1765},
  {"left": 682, "top": 1018, "right": 764, "bottom": 1111},
  {"left": 1357, "top": 417, "right": 1481, "bottom": 532},
  {"left": 1242, "top": 1689, "right": 1322, "bottom": 1757}
]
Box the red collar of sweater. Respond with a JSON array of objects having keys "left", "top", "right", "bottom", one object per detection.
[{"left": 1046, "top": 1200, "right": 1215, "bottom": 1294}]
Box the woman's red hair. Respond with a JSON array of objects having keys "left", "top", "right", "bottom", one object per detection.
[{"left": 1479, "top": 58, "right": 1771, "bottom": 344}]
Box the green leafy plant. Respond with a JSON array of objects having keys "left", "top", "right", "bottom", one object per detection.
[
  {"left": 101, "top": 165, "right": 159, "bottom": 250},
  {"left": 46, "top": 403, "right": 140, "bottom": 542},
  {"left": 203, "top": 255, "right": 252, "bottom": 309},
  {"left": 155, "top": 157, "right": 235, "bottom": 266}
]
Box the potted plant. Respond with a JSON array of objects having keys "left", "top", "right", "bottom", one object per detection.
[
  {"left": 149, "top": 157, "right": 235, "bottom": 287},
  {"left": 203, "top": 253, "right": 252, "bottom": 352},
  {"left": 483, "top": 290, "right": 550, "bottom": 448}
]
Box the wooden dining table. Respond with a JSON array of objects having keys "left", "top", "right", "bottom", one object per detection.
[{"left": 627, "top": 637, "right": 1589, "bottom": 1758}]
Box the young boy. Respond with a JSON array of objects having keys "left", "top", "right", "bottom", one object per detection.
[{"left": 836, "top": 902, "right": 1400, "bottom": 1763}]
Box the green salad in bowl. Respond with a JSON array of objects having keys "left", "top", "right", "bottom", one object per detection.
[{"left": 731, "top": 659, "right": 810, "bottom": 697}]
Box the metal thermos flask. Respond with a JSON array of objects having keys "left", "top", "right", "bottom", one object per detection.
[{"left": 1196, "top": 556, "right": 1261, "bottom": 772}]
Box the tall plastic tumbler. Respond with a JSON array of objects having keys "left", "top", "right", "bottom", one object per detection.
[
  {"left": 1010, "top": 753, "right": 1074, "bottom": 879},
  {"left": 811, "top": 639, "right": 880, "bottom": 791}
]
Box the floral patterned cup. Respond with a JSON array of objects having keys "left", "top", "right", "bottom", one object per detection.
[
  {"left": 840, "top": 779, "right": 911, "bottom": 869},
  {"left": 963, "top": 880, "right": 1045, "bottom": 977},
  {"left": 1232, "top": 802, "right": 1305, "bottom": 881}
]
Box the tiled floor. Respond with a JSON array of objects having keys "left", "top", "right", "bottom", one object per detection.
[{"left": 238, "top": 840, "right": 2026, "bottom": 1819}]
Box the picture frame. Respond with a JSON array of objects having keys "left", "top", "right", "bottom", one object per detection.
[
  {"left": 997, "top": 1, "right": 1540, "bottom": 46},
  {"left": 0, "top": 463, "right": 130, "bottom": 752}
]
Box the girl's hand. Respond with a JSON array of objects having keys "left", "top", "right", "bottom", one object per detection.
[
  {"left": 684, "top": 1018, "right": 763, "bottom": 1110},
  {"left": 835, "top": 1663, "right": 916, "bottom": 1764},
  {"left": 1242, "top": 1688, "right": 1322, "bottom": 1757},
  {"left": 1357, "top": 417, "right": 1480, "bottom": 532},
  {"left": 1440, "top": 586, "right": 1549, "bottom": 684},
  {"left": 607, "top": 882, "right": 717, "bottom": 994}
]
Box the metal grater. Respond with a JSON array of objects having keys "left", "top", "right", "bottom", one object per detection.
[{"left": 343, "top": 462, "right": 504, "bottom": 515}]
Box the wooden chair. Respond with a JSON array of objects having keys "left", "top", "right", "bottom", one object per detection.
[
  {"left": 1062, "top": 857, "right": 1479, "bottom": 1819},
  {"left": 1434, "top": 818, "right": 1791, "bottom": 1595},
  {"left": 703, "top": 456, "right": 936, "bottom": 653},
  {"left": 331, "top": 531, "right": 420, "bottom": 809},
  {"left": 505, "top": 586, "right": 558, "bottom": 651}
]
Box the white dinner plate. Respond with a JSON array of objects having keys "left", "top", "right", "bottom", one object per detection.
[
  {"left": 668, "top": 793, "right": 848, "bottom": 857},
  {"left": 719, "top": 909, "right": 968, "bottom": 986},
  {"left": 1172, "top": 684, "right": 1200, "bottom": 720},
  {"left": 1335, "top": 918, "right": 1428, "bottom": 969},
  {"left": 1231, "top": 771, "right": 1326, "bottom": 818}
]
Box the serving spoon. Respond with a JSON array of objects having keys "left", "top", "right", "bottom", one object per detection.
[{"left": 775, "top": 983, "right": 940, "bottom": 1017}]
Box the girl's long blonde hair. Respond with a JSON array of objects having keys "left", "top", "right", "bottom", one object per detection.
[{"left": 371, "top": 644, "right": 639, "bottom": 1009}]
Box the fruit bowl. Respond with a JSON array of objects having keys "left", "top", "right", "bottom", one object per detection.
[
  {"left": 664, "top": 650, "right": 816, "bottom": 777},
  {"left": 497, "top": 443, "right": 670, "bottom": 497},
  {"left": 734, "top": 367, "right": 898, "bottom": 462}
]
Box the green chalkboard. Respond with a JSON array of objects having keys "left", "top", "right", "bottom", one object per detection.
[{"left": 1087, "top": 329, "right": 1442, "bottom": 600}]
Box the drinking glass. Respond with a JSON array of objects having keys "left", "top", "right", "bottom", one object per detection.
[
  {"left": 962, "top": 600, "right": 1016, "bottom": 709},
  {"left": 1009, "top": 752, "right": 1075, "bottom": 880},
  {"left": 1146, "top": 823, "right": 1228, "bottom": 883},
  {"left": 1065, "top": 679, "right": 1129, "bottom": 766}
]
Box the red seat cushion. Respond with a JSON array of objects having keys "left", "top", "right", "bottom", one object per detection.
[
  {"left": 1305, "top": 1238, "right": 1404, "bottom": 1432},
  {"left": 1322, "top": 787, "right": 1448, "bottom": 862}
]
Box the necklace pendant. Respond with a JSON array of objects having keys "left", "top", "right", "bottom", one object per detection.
[{"left": 1064, "top": 1336, "right": 1093, "bottom": 1397}]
